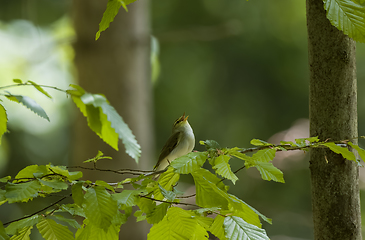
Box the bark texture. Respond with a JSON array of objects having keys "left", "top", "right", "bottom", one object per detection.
[
  {"left": 307, "top": 0, "right": 361, "bottom": 239},
  {"left": 72, "top": 0, "right": 153, "bottom": 238}
]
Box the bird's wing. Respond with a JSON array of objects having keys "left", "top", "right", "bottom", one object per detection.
[{"left": 154, "top": 131, "right": 181, "bottom": 170}]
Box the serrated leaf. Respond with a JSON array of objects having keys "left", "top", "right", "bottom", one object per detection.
[
  {"left": 171, "top": 152, "right": 208, "bottom": 174},
  {"left": 324, "top": 0, "right": 365, "bottom": 42},
  {"left": 209, "top": 215, "right": 227, "bottom": 240},
  {"left": 252, "top": 162, "right": 285, "bottom": 183},
  {"left": 192, "top": 169, "right": 229, "bottom": 209},
  {"left": 70, "top": 89, "right": 141, "bottom": 162},
  {"left": 136, "top": 196, "right": 156, "bottom": 215},
  {"left": 58, "top": 204, "right": 85, "bottom": 218},
  {"left": 51, "top": 215, "right": 81, "bottom": 229},
  {"left": 322, "top": 142, "right": 357, "bottom": 161},
  {"left": 83, "top": 186, "right": 118, "bottom": 231},
  {"left": 112, "top": 189, "right": 145, "bottom": 207},
  {"left": 154, "top": 167, "right": 180, "bottom": 200},
  {"left": 212, "top": 155, "right": 238, "bottom": 184},
  {"left": 200, "top": 140, "right": 221, "bottom": 150},
  {"left": 134, "top": 210, "right": 146, "bottom": 222},
  {"left": 6, "top": 95, "right": 49, "bottom": 121},
  {"left": 158, "top": 184, "right": 176, "bottom": 201},
  {"left": 147, "top": 207, "right": 208, "bottom": 240},
  {"left": 147, "top": 202, "right": 170, "bottom": 224},
  {"left": 348, "top": 142, "right": 365, "bottom": 164},
  {"left": 250, "top": 148, "right": 276, "bottom": 163},
  {"left": 5, "top": 181, "right": 41, "bottom": 203},
  {"left": 95, "top": 180, "right": 115, "bottom": 193},
  {"left": 227, "top": 148, "right": 251, "bottom": 161},
  {"left": 36, "top": 219, "right": 74, "bottom": 240},
  {"left": 225, "top": 194, "right": 262, "bottom": 227},
  {"left": 224, "top": 216, "right": 269, "bottom": 240},
  {"left": 75, "top": 221, "right": 120, "bottom": 240},
  {"left": 9, "top": 226, "right": 32, "bottom": 240},
  {"left": 38, "top": 179, "right": 69, "bottom": 190},
  {"left": 15, "top": 165, "right": 49, "bottom": 180},
  {"left": 96, "top": 0, "right": 138, "bottom": 40},
  {"left": 5, "top": 215, "right": 41, "bottom": 235},
  {"left": 48, "top": 165, "right": 83, "bottom": 181},
  {"left": 0, "top": 104, "right": 8, "bottom": 145},
  {"left": 0, "top": 190, "right": 6, "bottom": 206},
  {"left": 250, "top": 139, "right": 273, "bottom": 146},
  {"left": 27, "top": 81, "right": 52, "bottom": 99}
]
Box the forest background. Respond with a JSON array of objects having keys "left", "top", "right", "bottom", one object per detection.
[{"left": 1, "top": 0, "right": 365, "bottom": 239}]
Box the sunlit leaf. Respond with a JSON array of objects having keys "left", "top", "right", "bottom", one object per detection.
[
  {"left": 321, "top": 142, "right": 357, "bottom": 161},
  {"left": 224, "top": 216, "right": 269, "bottom": 240},
  {"left": 324, "top": 0, "right": 365, "bottom": 42},
  {"left": 0, "top": 221, "right": 9, "bottom": 240},
  {"left": 72, "top": 182, "right": 84, "bottom": 206},
  {"left": 209, "top": 215, "right": 227, "bottom": 240},
  {"left": 5, "top": 95, "right": 49, "bottom": 121},
  {"left": 171, "top": 152, "right": 208, "bottom": 174},
  {"left": 38, "top": 179, "right": 68, "bottom": 190},
  {"left": 51, "top": 215, "right": 81, "bottom": 230},
  {"left": 212, "top": 155, "right": 238, "bottom": 184},
  {"left": 0, "top": 176, "right": 10, "bottom": 183},
  {"left": 250, "top": 139, "right": 273, "bottom": 146},
  {"left": 12, "top": 79, "right": 22, "bottom": 84},
  {"left": 36, "top": 219, "right": 74, "bottom": 240},
  {"left": 0, "top": 104, "right": 8, "bottom": 145},
  {"left": 27, "top": 80, "right": 52, "bottom": 99},
  {"left": 112, "top": 189, "right": 145, "bottom": 207},
  {"left": 251, "top": 162, "right": 285, "bottom": 183},
  {"left": 9, "top": 226, "right": 32, "bottom": 240},
  {"left": 146, "top": 202, "right": 170, "bottom": 224}
]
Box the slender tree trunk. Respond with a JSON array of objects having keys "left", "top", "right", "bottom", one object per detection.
[
  {"left": 72, "top": 0, "right": 153, "bottom": 239},
  {"left": 307, "top": 0, "right": 361, "bottom": 239}
]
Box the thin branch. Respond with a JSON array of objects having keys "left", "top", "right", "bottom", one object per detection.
[
  {"left": 67, "top": 165, "right": 151, "bottom": 176},
  {"left": 177, "top": 193, "right": 196, "bottom": 199},
  {"left": 0, "top": 83, "right": 68, "bottom": 93},
  {"left": 140, "top": 195, "right": 199, "bottom": 208},
  {"left": 2, "top": 194, "right": 71, "bottom": 226}
]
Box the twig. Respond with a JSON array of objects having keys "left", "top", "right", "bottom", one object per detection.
[
  {"left": 2, "top": 194, "right": 71, "bottom": 226},
  {"left": 140, "top": 195, "right": 199, "bottom": 208}
]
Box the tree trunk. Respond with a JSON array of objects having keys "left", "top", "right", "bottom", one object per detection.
[
  {"left": 306, "top": 0, "right": 361, "bottom": 239},
  {"left": 72, "top": 0, "right": 153, "bottom": 239}
]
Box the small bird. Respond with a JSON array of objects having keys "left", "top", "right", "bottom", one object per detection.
[{"left": 154, "top": 113, "right": 195, "bottom": 173}]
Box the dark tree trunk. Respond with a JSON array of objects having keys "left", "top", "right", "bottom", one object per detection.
[
  {"left": 72, "top": 0, "right": 153, "bottom": 239},
  {"left": 306, "top": 0, "right": 361, "bottom": 239}
]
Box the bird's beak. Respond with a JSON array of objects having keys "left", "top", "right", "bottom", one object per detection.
[{"left": 184, "top": 115, "right": 189, "bottom": 121}]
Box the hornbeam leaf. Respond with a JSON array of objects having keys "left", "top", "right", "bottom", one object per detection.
[
  {"left": 146, "top": 202, "right": 170, "bottom": 224},
  {"left": 5, "top": 95, "right": 49, "bottom": 121},
  {"left": 51, "top": 215, "right": 81, "bottom": 230},
  {"left": 171, "top": 152, "right": 208, "bottom": 174},
  {"left": 0, "top": 104, "right": 8, "bottom": 145},
  {"left": 112, "top": 189, "right": 145, "bottom": 207},
  {"left": 212, "top": 155, "right": 238, "bottom": 184},
  {"left": 348, "top": 142, "right": 365, "bottom": 163},
  {"left": 5, "top": 181, "right": 41, "bottom": 203},
  {"left": 224, "top": 216, "right": 270, "bottom": 240},
  {"left": 36, "top": 219, "right": 74, "bottom": 240},
  {"left": 323, "top": 0, "right": 365, "bottom": 43},
  {"left": 250, "top": 139, "right": 273, "bottom": 146},
  {"left": 9, "top": 226, "right": 32, "bottom": 240},
  {"left": 5, "top": 215, "right": 42, "bottom": 235},
  {"left": 27, "top": 81, "right": 52, "bottom": 99},
  {"left": 209, "top": 215, "right": 227, "bottom": 240},
  {"left": 250, "top": 148, "right": 276, "bottom": 163},
  {"left": 322, "top": 142, "right": 357, "bottom": 161},
  {"left": 252, "top": 162, "right": 285, "bottom": 183},
  {"left": 83, "top": 186, "right": 118, "bottom": 231}
]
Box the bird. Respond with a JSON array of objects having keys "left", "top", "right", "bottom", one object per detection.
[{"left": 154, "top": 113, "right": 195, "bottom": 175}]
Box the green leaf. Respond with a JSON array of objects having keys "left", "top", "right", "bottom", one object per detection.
[
  {"left": 9, "top": 226, "right": 32, "bottom": 240},
  {"left": 27, "top": 81, "right": 52, "bottom": 99},
  {"left": 36, "top": 219, "right": 74, "bottom": 240},
  {"left": 96, "top": 0, "right": 123, "bottom": 40},
  {"left": 13, "top": 79, "right": 22, "bottom": 84},
  {"left": 51, "top": 215, "right": 81, "bottom": 229},
  {"left": 323, "top": 0, "right": 365, "bottom": 43},
  {"left": 224, "top": 216, "right": 269, "bottom": 240},
  {"left": 250, "top": 148, "right": 276, "bottom": 163},
  {"left": 250, "top": 139, "right": 273, "bottom": 146},
  {"left": 136, "top": 196, "right": 156, "bottom": 215},
  {"left": 147, "top": 207, "right": 208, "bottom": 240},
  {"left": 69, "top": 88, "right": 141, "bottom": 162},
  {"left": 48, "top": 165, "right": 83, "bottom": 181},
  {"left": 171, "top": 152, "right": 208, "bottom": 174},
  {"left": 0, "top": 190, "right": 6, "bottom": 206},
  {"left": 0, "top": 176, "right": 10, "bottom": 183},
  {"left": 6, "top": 216, "right": 42, "bottom": 236},
  {"left": 348, "top": 142, "right": 365, "bottom": 161},
  {"left": 112, "top": 189, "right": 145, "bottom": 207},
  {"left": 209, "top": 215, "right": 227, "bottom": 240},
  {"left": 84, "top": 151, "right": 112, "bottom": 163},
  {"left": 83, "top": 186, "right": 118, "bottom": 231},
  {"left": 192, "top": 169, "right": 229, "bottom": 209},
  {"left": 200, "top": 140, "right": 221, "bottom": 150},
  {"left": 75, "top": 222, "right": 120, "bottom": 240},
  {"left": 158, "top": 184, "right": 176, "bottom": 201},
  {"left": 134, "top": 210, "right": 146, "bottom": 222},
  {"left": 95, "top": 180, "right": 115, "bottom": 193},
  {"left": 154, "top": 167, "right": 180, "bottom": 200},
  {"left": 15, "top": 165, "right": 49, "bottom": 180},
  {"left": 0, "top": 104, "right": 8, "bottom": 145},
  {"left": 72, "top": 182, "right": 84, "bottom": 206},
  {"left": 212, "top": 155, "right": 238, "bottom": 184},
  {"left": 58, "top": 204, "right": 85, "bottom": 218},
  {"left": 227, "top": 148, "right": 251, "bottom": 161},
  {"left": 5, "top": 181, "right": 41, "bottom": 203},
  {"left": 0, "top": 222, "right": 9, "bottom": 240},
  {"left": 321, "top": 142, "right": 357, "bottom": 161},
  {"left": 146, "top": 202, "right": 170, "bottom": 224},
  {"left": 251, "top": 162, "right": 285, "bottom": 183},
  {"left": 38, "top": 179, "right": 69, "bottom": 190},
  {"left": 5, "top": 95, "right": 49, "bottom": 121}
]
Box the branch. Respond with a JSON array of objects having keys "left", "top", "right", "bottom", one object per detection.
[
  {"left": 2, "top": 194, "right": 72, "bottom": 226},
  {"left": 140, "top": 195, "right": 199, "bottom": 208}
]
